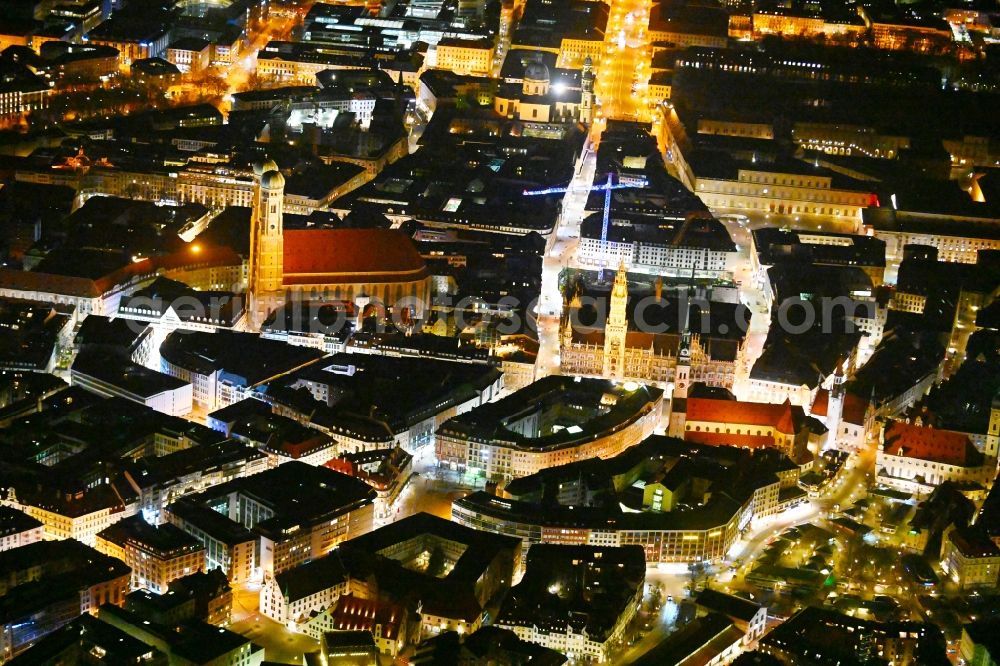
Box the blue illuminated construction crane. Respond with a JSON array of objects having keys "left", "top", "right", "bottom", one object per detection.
[{"left": 522, "top": 173, "right": 647, "bottom": 281}]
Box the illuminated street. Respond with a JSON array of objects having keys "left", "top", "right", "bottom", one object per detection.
[
  {"left": 535, "top": 145, "right": 598, "bottom": 378},
  {"left": 229, "top": 614, "right": 319, "bottom": 664},
  {"left": 596, "top": 0, "right": 653, "bottom": 122},
  {"left": 219, "top": 12, "right": 302, "bottom": 115},
  {"left": 617, "top": 442, "right": 878, "bottom": 661}
]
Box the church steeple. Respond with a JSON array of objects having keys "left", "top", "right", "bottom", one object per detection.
[
  {"left": 603, "top": 262, "right": 629, "bottom": 379},
  {"left": 674, "top": 281, "right": 694, "bottom": 399},
  {"left": 249, "top": 159, "right": 285, "bottom": 330},
  {"left": 580, "top": 55, "right": 595, "bottom": 124},
  {"left": 825, "top": 357, "right": 847, "bottom": 449}
]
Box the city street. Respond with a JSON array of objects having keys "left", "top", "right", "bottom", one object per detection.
[
  {"left": 393, "top": 472, "right": 472, "bottom": 522},
  {"left": 229, "top": 581, "right": 320, "bottom": 665},
  {"left": 535, "top": 145, "right": 598, "bottom": 378},
  {"left": 596, "top": 0, "right": 653, "bottom": 122},
  {"left": 387, "top": 444, "right": 488, "bottom": 523},
  {"left": 219, "top": 12, "right": 302, "bottom": 116},
  {"left": 619, "top": 444, "right": 877, "bottom": 662},
  {"left": 732, "top": 444, "right": 877, "bottom": 566},
  {"left": 230, "top": 613, "right": 319, "bottom": 664}
]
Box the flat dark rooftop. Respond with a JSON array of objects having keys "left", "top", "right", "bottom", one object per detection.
[
  {"left": 97, "top": 515, "right": 203, "bottom": 558},
  {"left": 72, "top": 350, "right": 190, "bottom": 398},
  {"left": 284, "top": 162, "right": 367, "bottom": 200},
  {"left": 160, "top": 330, "right": 325, "bottom": 387},
  {"left": 274, "top": 550, "right": 347, "bottom": 603},
  {"left": 180, "top": 461, "right": 376, "bottom": 536},
  {"left": 0, "top": 506, "right": 41, "bottom": 538},
  {"left": 694, "top": 588, "right": 762, "bottom": 622},
  {"left": 125, "top": 434, "right": 265, "bottom": 488},
  {"left": 497, "top": 544, "right": 645, "bottom": 641}
]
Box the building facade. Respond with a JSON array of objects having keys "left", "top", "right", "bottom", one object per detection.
[
  {"left": 876, "top": 421, "right": 995, "bottom": 496},
  {"left": 435, "top": 376, "right": 663, "bottom": 482},
  {"left": 560, "top": 265, "right": 745, "bottom": 391},
  {"left": 96, "top": 516, "right": 206, "bottom": 593}
]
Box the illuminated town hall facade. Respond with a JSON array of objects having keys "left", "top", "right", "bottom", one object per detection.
[{"left": 559, "top": 264, "right": 746, "bottom": 393}]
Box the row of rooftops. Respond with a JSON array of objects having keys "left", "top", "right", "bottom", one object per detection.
[
  {"left": 672, "top": 61, "right": 1000, "bottom": 152},
  {"left": 912, "top": 330, "right": 1000, "bottom": 437},
  {"left": 0, "top": 298, "right": 73, "bottom": 372},
  {"left": 689, "top": 149, "right": 876, "bottom": 193},
  {"left": 496, "top": 544, "right": 646, "bottom": 640},
  {"left": 948, "top": 524, "right": 1000, "bottom": 559},
  {"left": 749, "top": 324, "right": 861, "bottom": 389},
  {"left": 0, "top": 505, "right": 42, "bottom": 538},
  {"left": 274, "top": 512, "right": 520, "bottom": 621},
  {"left": 0, "top": 539, "right": 131, "bottom": 625},
  {"left": 11, "top": 569, "right": 238, "bottom": 666},
  {"left": 459, "top": 435, "right": 798, "bottom": 533},
  {"left": 0, "top": 243, "right": 241, "bottom": 300},
  {"left": 212, "top": 345, "right": 501, "bottom": 444},
  {"left": 580, "top": 211, "right": 738, "bottom": 252},
  {"left": 752, "top": 227, "right": 887, "bottom": 269},
  {"left": 123, "top": 438, "right": 266, "bottom": 493},
  {"left": 340, "top": 125, "right": 583, "bottom": 234},
  {"left": 167, "top": 461, "right": 376, "bottom": 543},
  {"left": 159, "top": 330, "right": 326, "bottom": 387},
  {"left": 759, "top": 606, "right": 946, "bottom": 663},
  {"left": 438, "top": 375, "right": 663, "bottom": 451},
  {"left": 512, "top": 0, "right": 608, "bottom": 48},
  {"left": 302, "top": 1, "right": 496, "bottom": 46},
  {"left": 96, "top": 604, "right": 256, "bottom": 665},
  {"left": 72, "top": 349, "right": 190, "bottom": 400},
  {"left": 97, "top": 514, "right": 203, "bottom": 559},
  {"left": 258, "top": 39, "right": 423, "bottom": 72},
  {"left": 0, "top": 387, "right": 236, "bottom": 517}
]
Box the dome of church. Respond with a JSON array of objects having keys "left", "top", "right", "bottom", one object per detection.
[
  {"left": 524, "top": 60, "right": 550, "bottom": 82},
  {"left": 254, "top": 158, "right": 279, "bottom": 178},
  {"left": 261, "top": 168, "right": 284, "bottom": 189}
]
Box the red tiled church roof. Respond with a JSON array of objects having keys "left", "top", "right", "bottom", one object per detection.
[
  {"left": 684, "top": 431, "right": 776, "bottom": 448},
  {"left": 842, "top": 393, "right": 869, "bottom": 426},
  {"left": 686, "top": 397, "right": 802, "bottom": 435},
  {"left": 811, "top": 389, "right": 869, "bottom": 426},
  {"left": 282, "top": 229, "right": 428, "bottom": 284},
  {"left": 811, "top": 389, "right": 829, "bottom": 417},
  {"left": 882, "top": 420, "right": 974, "bottom": 466},
  {"left": 775, "top": 404, "right": 796, "bottom": 435},
  {"left": 0, "top": 268, "right": 102, "bottom": 298}
]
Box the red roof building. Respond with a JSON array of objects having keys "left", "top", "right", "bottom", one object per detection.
[
  {"left": 876, "top": 420, "right": 990, "bottom": 495},
  {"left": 247, "top": 163, "right": 433, "bottom": 330},
  {"left": 811, "top": 389, "right": 870, "bottom": 427},
  {"left": 325, "top": 593, "right": 407, "bottom": 657},
  {"left": 281, "top": 229, "right": 429, "bottom": 286},
  {"left": 881, "top": 421, "right": 977, "bottom": 467},
  {"left": 681, "top": 397, "right": 811, "bottom": 462}
]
